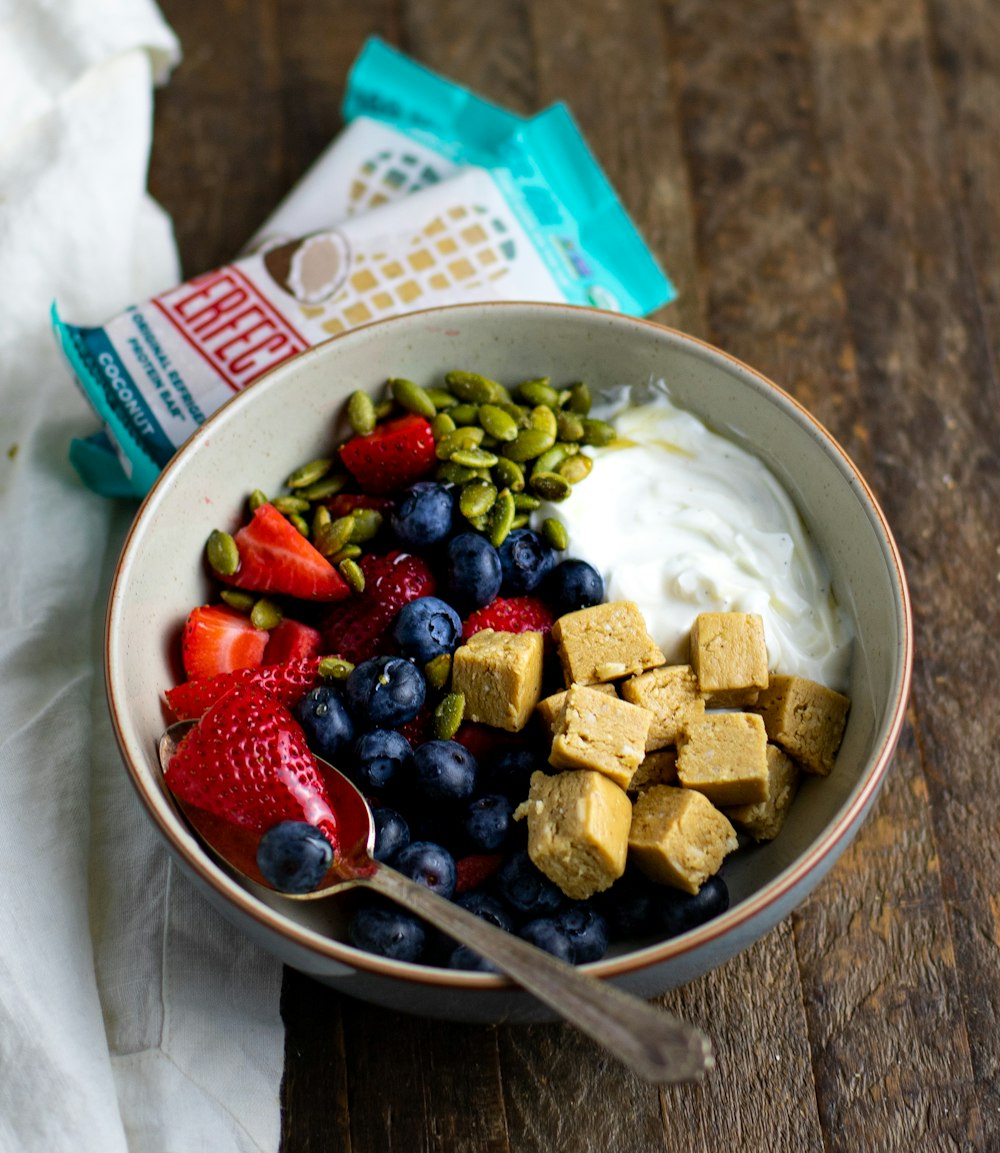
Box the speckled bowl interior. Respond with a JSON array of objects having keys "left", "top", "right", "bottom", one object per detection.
[{"left": 106, "top": 302, "right": 912, "bottom": 1022}]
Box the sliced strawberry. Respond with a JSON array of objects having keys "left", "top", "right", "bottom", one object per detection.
[
  {"left": 181, "top": 604, "right": 268, "bottom": 681},
  {"left": 338, "top": 413, "right": 436, "bottom": 495},
  {"left": 263, "top": 618, "right": 322, "bottom": 664},
  {"left": 220, "top": 503, "right": 351, "bottom": 601},
  {"left": 454, "top": 852, "right": 505, "bottom": 894},
  {"left": 165, "top": 655, "right": 326, "bottom": 721},
  {"left": 164, "top": 685, "right": 338, "bottom": 886},
  {"left": 324, "top": 493, "right": 396, "bottom": 518},
  {"left": 462, "top": 595, "right": 556, "bottom": 641},
  {"left": 320, "top": 550, "right": 436, "bottom": 664}
]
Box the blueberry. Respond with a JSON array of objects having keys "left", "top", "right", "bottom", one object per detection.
[
  {"left": 391, "top": 481, "right": 454, "bottom": 547},
  {"left": 256, "top": 821, "right": 333, "bottom": 895},
  {"left": 597, "top": 869, "right": 664, "bottom": 939},
  {"left": 393, "top": 840, "right": 457, "bottom": 899},
  {"left": 446, "top": 532, "right": 502, "bottom": 611},
  {"left": 352, "top": 728, "right": 413, "bottom": 792},
  {"left": 558, "top": 903, "right": 610, "bottom": 963},
  {"left": 497, "top": 529, "right": 557, "bottom": 595},
  {"left": 486, "top": 748, "right": 545, "bottom": 801},
  {"left": 371, "top": 806, "right": 410, "bottom": 863},
  {"left": 660, "top": 875, "right": 730, "bottom": 938},
  {"left": 495, "top": 849, "right": 564, "bottom": 917},
  {"left": 543, "top": 558, "right": 605, "bottom": 616},
  {"left": 392, "top": 596, "right": 463, "bottom": 664},
  {"left": 345, "top": 655, "right": 426, "bottom": 728},
  {"left": 456, "top": 891, "right": 514, "bottom": 933},
  {"left": 447, "top": 944, "right": 498, "bottom": 972},
  {"left": 412, "top": 739, "right": 479, "bottom": 803},
  {"left": 518, "top": 917, "right": 575, "bottom": 962},
  {"left": 461, "top": 794, "right": 513, "bottom": 852},
  {"left": 349, "top": 902, "right": 426, "bottom": 962},
  {"left": 292, "top": 684, "right": 355, "bottom": 762}
]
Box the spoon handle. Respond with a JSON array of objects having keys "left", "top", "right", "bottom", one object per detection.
[{"left": 362, "top": 864, "right": 714, "bottom": 1084}]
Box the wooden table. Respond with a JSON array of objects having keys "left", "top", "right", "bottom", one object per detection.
[{"left": 148, "top": 3, "right": 999, "bottom": 1148}]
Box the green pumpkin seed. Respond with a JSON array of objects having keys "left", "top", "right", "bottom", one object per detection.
[
  {"left": 512, "top": 492, "right": 541, "bottom": 512},
  {"left": 297, "top": 472, "right": 349, "bottom": 501},
  {"left": 459, "top": 478, "right": 498, "bottom": 519},
  {"left": 436, "top": 426, "right": 485, "bottom": 460},
  {"left": 350, "top": 507, "right": 383, "bottom": 543},
  {"left": 556, "top": 411, "right": 585, "bottom": 442},
  {"left": 530, "top": 405, "right": 558, "bottom": 439},
  {"left": 436, "top": 460, "right": 479, "bottom": 485},
  {"left": 315, "top": 515, "right": 355, "bottom": 557},
  {"left": 541, "top": 516, "right": 569, "bottom": 550},
  {"left": 487, "top": 488, "right": 516, "bottom": 547},
  {"left": 206, "top": 529, "right": 240, "bottom": 576},
  {"left": 248, "top": 488, "right": 269, "bottom": 512},
  {"left": 433, "top": 692, "right": 466, "bottom": 740},
  {"left": 338, "top": 558, "right": 366, "bottom": 593},
  {"left": 510, "top": 513, "right": 530, "bottom": 530},
  {"left": 425, "top": 387, "right": 458, "bottom": 409},
  {"left": 431, "top": 412, "right": 457, "bottom": 439},
  {"left": 389, "top": 377, "right": 437, "bottom": 419},
  {"left": 220, "top": 588, "right": 255, "bottom": 613},
  {"left": 566, "top": 381, "right": 592, "bottom": 415},
  {"left": 373, "top": 398, "right": 395, "bottom": 421},
  {"left": 424, "top": 653, "right": 452, "bottom": 691},
  {"left": 445, "top": 370, "right": 500, "bottom": 404},
  {"left": 312, "top": 504, "right": 331, "bottom": 534},
  {"left": 271, "top": 494, "right": 311, "bottom": 515},
  {"left": 319, "top": 657, "right": 354, "bottom": 680},
  {"left": 529, "top": 471, "right": 572, "bottom": 502},
  {"left": 478, "top": 403, "right": 519, "bottom": 442},
  {"left": 289, "top": 512, "right": 310, "bottom": 536},
  {"left": 330, "top": 544, "right": 363, "bottom": 564},
  {"left": 580, "top": 417, "right": 616, "bottom": 447},
  {"left": 492, "top": 456, "right": 525, "bottom": 492},
  {"left": 286, "top": 457, "right": 334, "bottom": 489},
  {"left": 532, "top": 445, "right": 571, "bottom": 476},
  {"left": 503, "top": 427, "right": 556, "bottom": 462},
  {"left": 250, "top": 598, "right": 283, "bottom": 630},
  {"left": 450, "top": 447, "right": 499, "bottom": 469},
  {"left": 347, "top": 389, "right": 376, "bottom": 435},
  {"left": 465, "top": 512, "right": 490, "bottom": 532},
  {"left": 559, "top": 453, "right": 594, "bottom": 484},
  {"left": 498, "top": 401, "right": 532, "bottom": 428},
  {"left": 515, "top": 378, "right": 559, "bottom": 408},
  {"left": 448, "top": 402, "right": 481, "bottom": 426}
]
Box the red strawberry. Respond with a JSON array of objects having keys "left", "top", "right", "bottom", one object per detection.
[
  {"left": 320, "top": 550, "right": 435, "bottom": 664},
  {"left": 324, "top": 493, "right": 396, "bottom": 518},
  {"left": 263, "top": 618, "right": 322, "bottom": 664},
  {"left": 181, "top": 604, "right": 268, "bottom": 681},
  {"left": 165, "top": 655, "right": 326, "bottom": 721},
  {"left": 220, "top": 503, "right": 351, "bottom": 601},
  {"left": 454, "top": 853, "right": 505, "bottom": 894},
  {"left": 396, "top": 705, "right": 433, "bottom": 748},
  {"left": 338, "top": 413, "right": 437, "bottom": 495},
  {"left": 462, "top": 595, "right": 556, "bottom": 641},
  {"left": 453, "top": 722, "right": 527, "bottom": 764},
  {"left": 165, "top": 686, "right": 339, "bottom": 886}
]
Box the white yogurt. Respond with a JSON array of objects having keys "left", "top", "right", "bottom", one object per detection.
[{"left": 542, "top": 385, "right": 853, "bottom": 691}]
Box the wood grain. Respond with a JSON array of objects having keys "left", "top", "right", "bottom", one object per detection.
[{"left": 141, "top": 1, "right": 1000, "bottom": 1148}]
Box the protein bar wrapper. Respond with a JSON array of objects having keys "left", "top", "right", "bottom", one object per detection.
[{"left": 56, "top": 91, "right": 673, "bottom": 500}]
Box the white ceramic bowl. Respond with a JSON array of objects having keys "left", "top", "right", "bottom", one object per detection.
[{"left": 106, "top": 302, "right": 912, "bottom": 1021}]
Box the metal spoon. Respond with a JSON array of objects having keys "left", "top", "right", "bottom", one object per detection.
[{"left": 159, "top": 720, "right": 714, "bottom": 1083}]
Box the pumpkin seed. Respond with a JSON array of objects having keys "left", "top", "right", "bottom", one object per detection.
[
  {"left": 566, "top": 381, "right": 592, "bottom": 415},
  {"left": 559, "top": 452, "right": 594, "bottom": 484},
  {"left": 271, "top": 494, "right": 311, "bottom": 515},
  {"left": 315, "top": 515, "right": 355, "bottom": 557},
  {"left": 503, "top": 427, "right": 556, "bottom": 462},
  {"left": 338, "top": 558, "right": 366, "bottom": 593},
  {"left": 478, "top": 403, "right": 519, "bottom": 442},
  {"left": 425, "top": 387, "right": 458, "bottom": 409},
  {"left": 319, "top": 656, "right": 354, "bottom": 680},
  {"left": 498, "top": 401, "right": 532, "bottom": 428},
  {"left": 512, "top": 492, "right": 541, "bottom": 511},
  {"left": 436, "top": 425, "right": 485, "bottom": 460},
  {"left": 487, "top": 488, "right": 516, "bottom": 546},
  {"left": 541, "top": 516, "right": 569, "bottom": 550},
  {"left": 250, "top": 598, "right": 283, "bottom": 630},
  {"left": 424, "top": 653, "right": 452, "bottom": 692},
  {"left": 373, "top": 398, "right": 395, "bottom": 420},
  {"left": 206, "top": 529, "right": 240, "bottom": 576},
  {"left": 220, "top": 589, "right": 255, "bottom": 613},
  {"left": 529, "top": 471, "right": 572, "bottom": 502},
  {"left": 450, "top": 447, "right": 499, "bottom": 469},
  {"left": 248, "top": 488, "right": 269, "bottom": 512},
  {"left": 431, "top": 412, "right": 457, "bottom": 439},
  {"left": 510, "top": 513, "right": 530, "bottom": 530},
  {"left": 312, "top": 504, "right": 332, "bottom": 535},
  {"left": 556, "top": 410, "right": 585, "bottom": 442},
  {"left": 530, "top": 404, "right": 558, "bottom": 439},
  {"left": 433, "top": 692, "right": 466, "bottom": 740},
  {"left": 492, "top": 456, "right": 525, "bottom": 492},
  {"left": 286, "top": 457, "right": 334, "bottom": 489},
  {"left": 297, "top": 472, "right": 349, "bottom": 501},
  {"left": 532, "top": 445, "right": 571, "bottom": 476},
  {"left": 436, "top": 460, "right": 479, "bottom": 485},
  {"left": 389, "top": 377, "right": 437, "bottom": 419},
  {"left": 349, "top": 507, "right": 383, "bottom": 543},
  {"left": 445, "top": 370, "right": 500, "bottom": 404},
  {"left": 459, "top": 478, "right": 498, "bottom": 519},
  {"left": 330, "top": 544, "right": 363, "bottom": 564},
  {"left": 580, "top": 417, "right": 616, "bottom": 447},
  {"left": 289, "top": 512, "right": 310, "bottom": 536},
  {"left": 347, "top": 389, "right": 376, "bottom": 435},
  {"left": 448, "top": 402, "right": 481, "bottom": 426},
  {"left": 515, "top": 378, "right": 559, "bottom": 409}
]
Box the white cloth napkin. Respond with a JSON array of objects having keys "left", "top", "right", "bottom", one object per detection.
[{"left": 0, "top": 4, "right": 285, "bottom": 1151}]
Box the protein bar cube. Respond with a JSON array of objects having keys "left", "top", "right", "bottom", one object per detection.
[
  {"left": 628, "top": 785, "right": 738, "bottom": 895},
  {"left": 724, "top": 744, "right": 800, "bottom": 842},
  {"left": 551, "top": 601, "right": 665, "bottom": 686},
  {"left": 548, "top": 684, "right": 653, "bottom": 789},
  {"left": 620, "top": 664, "right": 705, "bottom": 750},
  {"left": 689, "top": 611, "right": 769, "bottom": 706},
  {"left": 676, "top": 712, "right": 770, "bottom": 806},
  {"left": 754, "top": 674, "right": 850, "bottom": 775},
  {"left": 451, "top": 628, "right": 544, "bottom": 732}
]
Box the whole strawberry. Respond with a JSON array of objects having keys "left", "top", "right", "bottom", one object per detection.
[
  {"left": 462, "top": 595, "right": 556, "bottom": 641},
  {"left": 338, "top": 413, "right": 437, "bottom": 495},
  {"left": 164, "top": 685, "right": 338, "bottom": 886}
]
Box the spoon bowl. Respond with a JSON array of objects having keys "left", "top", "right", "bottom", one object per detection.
[{"left": 159, "top": 720, "right": 714, "bottom": 1084}]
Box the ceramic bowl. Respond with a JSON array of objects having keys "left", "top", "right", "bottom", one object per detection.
[{"left": 106, "top": 302, "right": 912, "bottom": 1022}]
